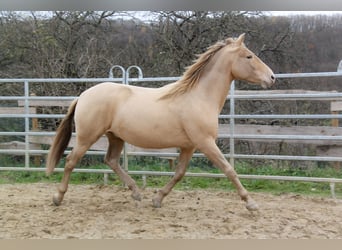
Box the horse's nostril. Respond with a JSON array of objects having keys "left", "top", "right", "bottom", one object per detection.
[{"left": 271, "top": 75, "right": 275, "bottom": 80}]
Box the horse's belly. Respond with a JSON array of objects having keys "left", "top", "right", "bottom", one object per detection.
[
  {"left": 116, "top": 126, "right": 191, "bottom": 149},
  {"left": 111, "top": 115, "right": 192, "bottom": 149}
]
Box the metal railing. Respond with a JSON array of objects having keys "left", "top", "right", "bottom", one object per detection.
[{"left": 1, "top": 68, "right": 342, "bottom": 197}]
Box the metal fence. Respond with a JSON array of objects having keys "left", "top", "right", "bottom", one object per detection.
[{"left": 1, "top": 67, "right": 342, "bottom": 197}]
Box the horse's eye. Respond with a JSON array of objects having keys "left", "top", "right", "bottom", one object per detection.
[{"left": 246, "top": 55, "right": 253, "bottom": 59}]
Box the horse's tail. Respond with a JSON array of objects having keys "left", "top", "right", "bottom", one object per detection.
[{"left": 46, "top": 99, "right": 78, "bottom": 175}]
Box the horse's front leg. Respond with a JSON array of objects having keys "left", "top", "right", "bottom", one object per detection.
[
  {"left": 152, "top": 147, "right": 195, "bottom": 208},
  {"left": 199, "top": 138, "right": 259, "bottom": 211}
]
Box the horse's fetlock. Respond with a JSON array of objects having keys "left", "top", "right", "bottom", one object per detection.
[
  {"left": 131, "top": 191, "right": 142, "bottom": 201},
  {"left": 246, "top": 198, "right": 259, "bottom": 211},
  {"left": 52, "top": 192, "right": 64, "bottom": 206},
  {"left": 152, "top": 197, "right": 162, "bottom": 208}
]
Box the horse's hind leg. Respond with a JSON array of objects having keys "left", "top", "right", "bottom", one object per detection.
[
  {"left": 53, "top": 144, "right": 89, "bottom": 206},
  {"left": 104, "top": 132, "right": 141, "bottom": 201},
  {"left": 152, "top": 147, "right": 195, "bottom": 208}
]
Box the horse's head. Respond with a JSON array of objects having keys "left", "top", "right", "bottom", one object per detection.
[{"left": 227, "top": 33, "right": 275, "bottom": 89}]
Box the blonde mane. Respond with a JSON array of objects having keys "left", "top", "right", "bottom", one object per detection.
[{"left": 160, "top": 40, "right": 228, "bottom": 100}]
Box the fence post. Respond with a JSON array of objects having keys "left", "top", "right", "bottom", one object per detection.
[
  {"left": 24, "top": 80, "right": 30, "bottom": 169},
  {"left": 229, "top": 81, "right": 235, "bottom": 167},
  {"left": 332, "top": 60, "right": 342, "bottom": 170},
  {"left": 30, "top": 93, "right": 41, "bottom": 166}
]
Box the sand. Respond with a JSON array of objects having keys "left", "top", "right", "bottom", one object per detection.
[{"left": 0, "top": 183, "right": 341, "bottom": 239}]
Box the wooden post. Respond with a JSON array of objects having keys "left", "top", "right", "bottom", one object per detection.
[
  {"left": 334, "top": 61, "right": 342, "bottom": 169},
  {"left": 168, "top": 158, "right": 176, "bottom": 170},
  {"left": 30, "top": 93, "right": 41, "bottom": 166},
  {"left": 330, "top": 101, "right": 341, "bottom": 170}
]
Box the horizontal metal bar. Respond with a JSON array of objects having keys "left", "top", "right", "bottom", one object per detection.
[
  {"left": 128, "top": 171, "right": 342, "bottom": 183},
  {"left": 275, "top": 72, "right": 342, "bottom": 78},
  {"left": 126, "top": 152, "right": 202, "bottom": 157},
  {"left": 128, "top": 77, "right": 180, "bottom": 82},
  {"left": 0, "top": 96, "right": 76, "bottom": 101},
  {"left": 0, "top": 149, "right": 106, "bottom": 155},
  {"left": 2, "top": 131, "right": 340, "bottom": 141},
  {"left": 221, "top": 134, "right": 342, "bottom": 140},
  {"left": 228, "top": 93, "right": 342, "bottom": 100},
  {"left": 219, "top": 114, "right": 342, "bottom": 119},
  {"left": 3, "top": 93, "right": 342, "bottom": 103},
  {"left": 237, "top": 174, "right": 342, "bottom": 183},
  {"left": 24, "top": 96, "right": 76, "bottom": 100},
  {"left": 0, "top": 114, "right": 65, "bottom": 118},
  {"left": 0, "top": 167, "right": 110, "bottom": 173},
  {"left": 259, "top": 134, "right": 342, "bottom": 140},
  {"left": 0, "top": 78, "right": 123, "bottom": 83},
  {"left": 126, "top": 151, "right": 342, "bottom": 162},
  {"left": 0, "top": 149, "right": 179, "bottom": 157},
  {"left": 0, "top": 132, "right": 56, "bottom": 136},
  {"left": 0, "top": 96, "right": 26, "bottom": 100},
  {"left": 1, "top": 166, "right": 341, "bottom": 184},
  {"left": 231, "top": 154, "right": 342, "bottom": 162},
  {"left": 3, "top": 148, "right": 342, "bottom": 163}
]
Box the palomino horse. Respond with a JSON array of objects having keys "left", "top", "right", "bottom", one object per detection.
[{"left": 46, "top": 34, "right": 275, "bottom": 211}]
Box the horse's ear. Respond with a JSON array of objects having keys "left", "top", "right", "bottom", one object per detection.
[
  {"left": 236, "top": 33, "right": 246, "bottom": 45},
  {"left": 225, "top": 33, "right": 245, "bottom": 45},
  {"left": 225, "top": 37, "right": 235, "bottom": 45}
]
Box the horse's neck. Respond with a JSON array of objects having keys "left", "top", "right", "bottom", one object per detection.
[{"left": 195, "top": 63, "right": 233, "bottom": 114}]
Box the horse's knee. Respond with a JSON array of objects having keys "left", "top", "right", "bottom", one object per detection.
[
  {"left": 104, "top": 156, "right": 112, "bottom": 167},
  {"left": 104, "top": 152, "right": 120, "bottom": 168},
  {"left": 173, "top": 171, "right": 185, "bottom": 182},
  {"left": 64, "top": 154, "right": 78, "bottom": 170},
  {"left": 225, "top": 166, "right": 238, "bottom": 179}
]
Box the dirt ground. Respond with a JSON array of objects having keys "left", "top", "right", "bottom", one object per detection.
[{"left": 0, "top": 183, "right": 341, "bottom": 239}]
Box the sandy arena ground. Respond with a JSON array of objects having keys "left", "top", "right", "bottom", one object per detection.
[{"left": 0, "top": 183, "right": 341, "bottom": 239}]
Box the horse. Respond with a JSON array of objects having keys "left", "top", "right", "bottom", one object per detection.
[{"left": 46, "top": 33, "right": 275, "bottom": 211}]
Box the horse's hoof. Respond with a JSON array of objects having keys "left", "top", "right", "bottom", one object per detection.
[
  {"left": 246, "top": 199, "right": 259, "bottom": 211},
  {"left": 131, "top": 191, "right": 142, "bottom": 201},
  {"left": 52, "top": 193, "right": 62, "bottom": 206},
  {"left": 152, "top": 198, "right": 162, "bottom": 208}
]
